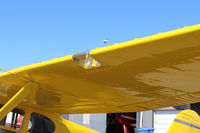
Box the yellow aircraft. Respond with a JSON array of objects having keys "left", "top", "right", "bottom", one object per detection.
[
  {"left": 167, "top": 109, "right": 200, "bottom": 133},
  {"left": 0, "top": 24, "right": 200, "bottom": 133}
]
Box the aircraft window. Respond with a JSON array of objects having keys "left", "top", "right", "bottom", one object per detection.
[
  {"left": 28, "top": 113, "right": 55, "bottom": 133},
  {"left": 0, "top": 106, "right": 24, "bottom": 133}
]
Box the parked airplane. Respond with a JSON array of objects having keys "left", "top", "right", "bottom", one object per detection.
[
  {"left": 167, "top": 109, "right": 200, "bottom": 133},
  {"left": 0, "top": 24, "right": 200, "bottom": 133}
]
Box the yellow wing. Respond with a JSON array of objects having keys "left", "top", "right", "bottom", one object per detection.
[
  {"left": 167, "top": 110, "right": 200, "bottom": 133},
  {"left": 1, "top": 24, "right": 200, "bottom": 114}
]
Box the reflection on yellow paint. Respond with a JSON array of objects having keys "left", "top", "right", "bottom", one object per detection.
[{"left": 73, "top": 52, "right": 101, "bottom": 69}]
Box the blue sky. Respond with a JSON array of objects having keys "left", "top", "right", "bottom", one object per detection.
[{"left": 0, "top": 0, "right": 200, "bottom": 70}]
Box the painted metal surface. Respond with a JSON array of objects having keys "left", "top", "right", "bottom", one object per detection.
[
  {"left": 0, "top": 83, "right": 34, "bottom": 120},
  {"left": 0, "top": 24, "right": 200, "bottom": 114},
  {"left": 0, "top": 81, "right": 98, "bottom": 133},
  {"left": 167, "top": 110, "right": 200, "bottom": 133}
]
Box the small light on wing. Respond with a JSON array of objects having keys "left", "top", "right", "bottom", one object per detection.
[{"left": 73, "top": 52, "right": 101, "bottom": 69}]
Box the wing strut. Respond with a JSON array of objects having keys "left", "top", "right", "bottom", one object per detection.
[{"left": 0, "top": 82, "right": 37, "bottom": 120}]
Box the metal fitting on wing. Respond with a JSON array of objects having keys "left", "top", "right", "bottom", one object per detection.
[{"left": 73, "top": 52, "right": 101, "bottom": 69}]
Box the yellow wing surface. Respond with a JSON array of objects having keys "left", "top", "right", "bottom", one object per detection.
[
  {"left": 1, "top": 24, "right": 200, "bottom": 114},
  {"left": 167, "top": 110, "right": 200, "bottom": 133}
]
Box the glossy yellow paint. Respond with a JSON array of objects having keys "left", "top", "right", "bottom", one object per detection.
[
  {"left": 1, "top": 24, "right": 200, "bottom": 132},
  {"left": 0, "top": 82, "right": 36, "bottom": 120},
  {"left": 167, "top": 110, "right": 200, "bottom": 133},
  {"left": 0, "top": 82, "right": 98, "bottom": 133},
  {"left": 1, "top": 24, "right": 200, "bottom": 114}
]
